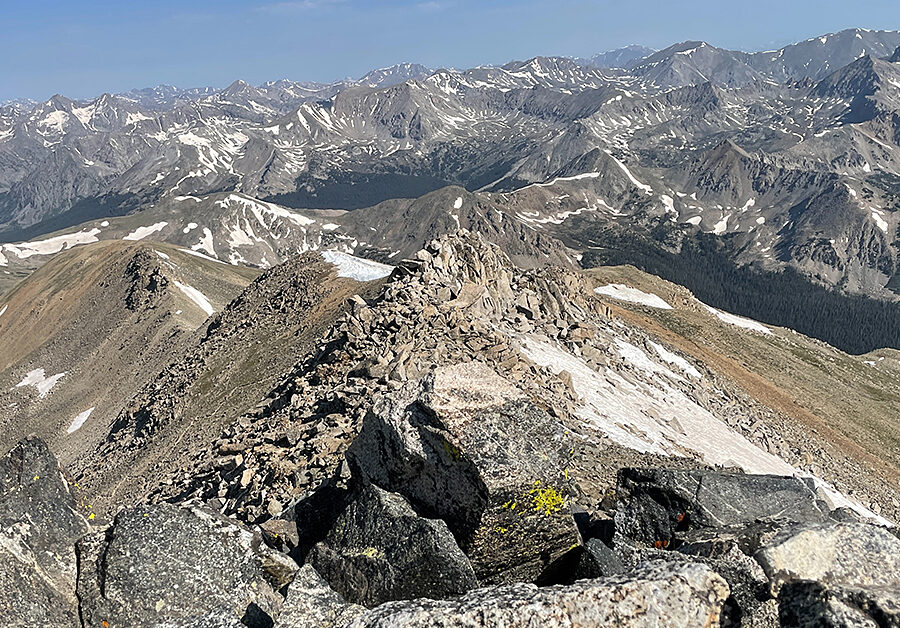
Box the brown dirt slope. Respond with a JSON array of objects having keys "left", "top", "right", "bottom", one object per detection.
[
  {"left": 70, "top": 252, "right": 385, "bottom": 516},
  {"left": 0, "top": 240, "right": 258, "bottom": 475}
]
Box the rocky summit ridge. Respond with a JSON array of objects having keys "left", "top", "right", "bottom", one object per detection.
[{"left": 2, "top": 230, "right": 899, "bottom": 627}]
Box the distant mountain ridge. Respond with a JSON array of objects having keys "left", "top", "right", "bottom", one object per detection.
[{"left": 3, "top": 28, "right": 900, "bottom": 306}]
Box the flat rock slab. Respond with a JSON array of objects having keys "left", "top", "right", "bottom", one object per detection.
[
  {"left": 615, "top": 468, "right": 832, "bottom": 546},
  {"left": 0, "top": 437, "right": 89, "bottom": 628},
  {"left": 348, "top": 362, "right": 579, "bottom": 584},
  {"left": 309, "top": 483, "right": 478, "bottom": 607},
  {"left": 77, "top": 501, "right": 298, "bottom": 628},
  {"left": 341, "top": 561, "right": 730, "bottom": 627}
]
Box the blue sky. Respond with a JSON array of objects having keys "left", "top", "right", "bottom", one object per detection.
[{"left": 2, "top": 0, "right": 899, "bottom": 102}]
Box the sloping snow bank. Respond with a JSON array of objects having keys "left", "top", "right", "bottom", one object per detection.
[
  {"left": 517, "top": 335, "right": 888, "bottom": 524},
  {"left": 594, "top": 284, "right": 672, "bottom": 309},
  {"left": 3, "top": 228, "right": 101, "bottom": 259},
  {"left": 67, "top": 407, "right": 95, "bottom": 434},
  {"left": 124, "top": 222, "right": 168, "bottom": 241},
  {"left": 322, "top": 250, "right": 394, "bottom": 282},
  {"left": 702, "top": 303, "right": 772, "bottom": 335},
  {"left": 173, "top": 281, "right": 215, "bottom": 316}
]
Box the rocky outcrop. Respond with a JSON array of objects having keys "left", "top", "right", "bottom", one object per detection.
[
  {"left": 343, "top": 561, "right": 730, "bottom": 627},
  {"left": 0, "top": 437, "right": 89, "bottom": 628},
  {"left": 77, "top": 501, "right": 299, "bottom": 628},
  {"left": 308, "top": 483, "right": 477, "bottom": 607},
  {"left": 611, "top": 468, "right": 900, "bottom": 627},
  {"left": 755, "top": 521, "right": 900, "bottom": 595},
  {"left": 347, "top": 361, "right": 580, "bottom": 584},
  {"left": 614, "top": 467, "right": 832, "bottom": 547}
]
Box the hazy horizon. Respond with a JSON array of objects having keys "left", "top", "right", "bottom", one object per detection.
[{"left": 3, "top": 0, "right": 900, "bottom": 103}]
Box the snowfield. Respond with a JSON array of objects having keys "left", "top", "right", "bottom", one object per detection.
[
  {"left": 649, "top": 340, "right": 702, "bottom": 378},
  {"left": 322, "top": 250, "right": 394, "bottom": 281},
  {"left": 594, "top": 284, "right": 673, "bottom": 309},
  {"left": 124, "top": 222, "right": 168, "bottom": 241},
  {"left": 517, "top": 334, "right": 887, "bottom": 524},
  {"left": 2, "top": 228, "right": 101, "bottom": 259}
]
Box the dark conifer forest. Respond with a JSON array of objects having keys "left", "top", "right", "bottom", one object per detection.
[{"left": 582, "top": 230, "right": 900, "bottom": 355}]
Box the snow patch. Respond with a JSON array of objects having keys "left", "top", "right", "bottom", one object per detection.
[
  {"left": 179, "top": 249, "right": 227, "bottom": 265},
  {"left": 594, "top": 284, "right": 672, "bottom": 309},
  {"left": 15, "top": 368, "right": 66, "bottom": 398},
  {"left": 67, "top": 407, "right": 94, "bottom": 434},
  {"left": 649, "top": 341, "right": 702, "bottom": 378},
  {"left": 123, "top": 222, "right": 168, "bottom": 241},
  {"left": 871, "top": 210, "right": 888, "bottom": 233},
  {"left": 3, "top": 229, "right": 101, "bottom": 259},
  {"left": 604, "top": 150, "right": 653, "bottom": 194},
  {"left": 518, "top": 335, "right": 793, "bottom": 473},
  {"left": 217, "top": 194, "right": 314, "bottom": 227},
  {"left": 322, "top": 250, "right": 394, "bottom": 282},
  {"left": 712, "top": 214, "right": 731, "bottom": 235},
  {"left": 125, "top": 112, "right": 152, "bottom": 125},
  {"left": 173, "top": 281, "right": 215, "bottom": 316},
  {"left": 453, "top": 196, "right": 463, "bottom": 210},
  {"left": 702, "top": 303, "right": 772, "bottom": 335},
  {"left": 615, "top": 339, "right": 681, "bottom": 379},
  {"left": 191, "top": 228, "right": 217, "bottom": 257}
]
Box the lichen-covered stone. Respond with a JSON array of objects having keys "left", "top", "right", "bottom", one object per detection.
[
  {"left": 348, "top": 362, "right": 580, "bottom": 583},
  {"left": 0, "top": 437, "right": 89, "bottom": 628},
  {"left": 274, "top": 565, "right": 366, "bottom": 628},
  {"left": 341, "top": 561, "right": 730, "bottom": 627},
  {"left": 77, "top": 500, "right": 298, "bottom": 627},
  {"left": 755, "top": 521, "right": 900, "bottom": 595},
  {"left": 308, "top": 483, "right": 478, "bottom": 607}
]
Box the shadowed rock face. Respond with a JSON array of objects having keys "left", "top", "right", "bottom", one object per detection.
[
  {"left": 0, "top": 437, "right": 89, "bottom": 628},
  {"left": 348, "top": 362, "right": 580, "bottom": 584},
  {"left": 778, "top": 580, "right": 900, "bottom": 628},
  {"left": 308, "top": 483, "right": 478, "bottom": 607},
  {"left": 76, "top": 501, "right": 298, "bottom": 628}
]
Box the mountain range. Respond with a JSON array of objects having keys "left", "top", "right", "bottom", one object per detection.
[{"left": 3, "top": 28, "right": 900, "bottom": 329}]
